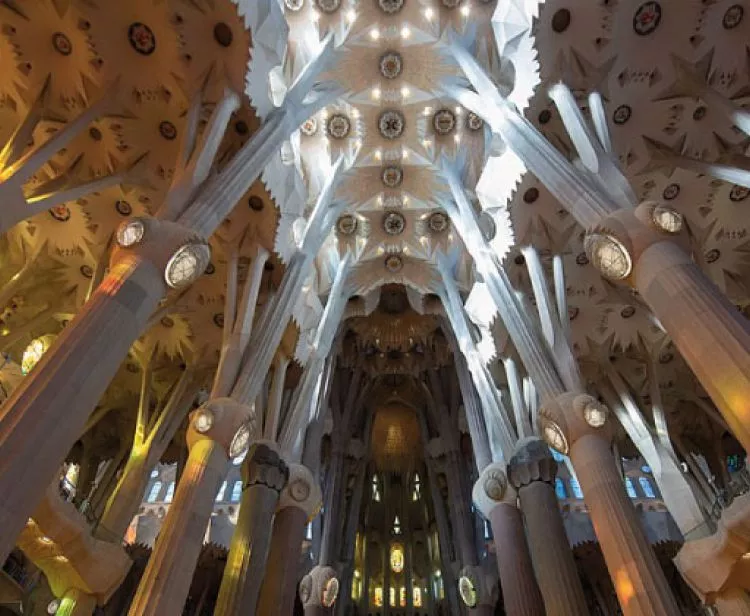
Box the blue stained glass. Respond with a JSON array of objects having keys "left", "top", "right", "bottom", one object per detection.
[
  {"left": 639, "top": 477, "right": 656, "bottom": 498},
  {"left": 569, "top": 478, "right": 583, "bottom": 499},
  {"left": 625, "top": 478, "right": 637, "bottom": 499},
  {"left": 555, "top": 478, "right": 567, "bottom": 499}
]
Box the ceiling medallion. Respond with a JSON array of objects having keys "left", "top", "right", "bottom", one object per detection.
[
  {"left": 620, "top": 305, "right": 636, "bottom": 319},
  {"left": 633, "top": 2, "right": 661, "bottom": 36},
  {"left": 80, "top": 265, "right": 93, "bottom": 279},
  {"left": 705, "top": 248, "right": 721, "bottom": 264},
  {"left": 467, "top": 112, "right": 484, "bottom": 131},
  {"left": 381, "top": 165, "right": 403, "bottom": 188},
  {"left": 612, "top": 104, "right": 632, "bottom": 125},
  {"left": 551, "top": 8, "right": 572, "bottom": 33},
  {"left": 327, "top": 114, "right": 351, "bottom": 140},
  {"left": 379, "top": 110, "right": 405, "bottom": 140},
  {"left": 379, "top": 51, "right": 403, "bottom": 79},
  {"left": 659, "top": 351, "right": 674, "bottom": 364},
  {"left": 383, "top": 211, "right": 406, "bottom": 235},
  {"left": 662, "top": 183, "right": 680, "bottom": 200},
  {"left": 729, "top": 185, "right": 750, "bottom": 202},
  {"left": 576, "top": 252, "right": 589, "bottom": 266},
  {"left": 429, "top": 211, "right": 449, "bottom": 233},
  {"left": 159, "top": 121, "right": 177, "bottom": 140},
  {"left": 115, "top": 200, "right": 133, "bottom": 216},
  {"left": 248, "top": 196, "right": 264, "bottom": 211},
  {"left": 52, "top": 32, "right": 72, "bottom": 56},
  {"left": 538, "top": 109, "right": 552, "bottom": 124},
  {"left": 337, "top": 214, "right": 358, "bottom": 235},
  {"left": 316, "top": 0, "right": 341, "bottom": 13},
  {"left": 128, "top": 22, "right": 157, "bottom": 56},
  {"left": 724, "top": 4, "right": 744, "bottom": 29},
  {"left": 378, "top": 0, "right": 405, "bottom": 14},
  {"left": 49, "top": 205, "right": 71, "bottom": 222},
  {"left": 285, "top": 0, "right": 305, "bottom": 10},
  {"left": 385, "top": 254, "right": 404, "bottom": 273},
  {"left": 568, "top": 306, "right": 579, "bottom": 321},
  {"left": 693, "top": 105, "right": 707, "bottom": 121},
  {"left": 213, "top": 23, "right": 234, "bottom": 47},
  {"left": 433, "top": 109, "right": 457, "bottom": 135},
  {"left": 213, "top": 313, "right": 224, "bottom": 328},
  {"left": 301, "top": 117, "right": 318, "bottom": 136}
]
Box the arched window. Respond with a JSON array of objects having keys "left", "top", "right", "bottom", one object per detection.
[
  {"left": 624, "top": 478, "right": 637, "bottom": 499},
  {"left": 390, "top": 543, "right": 404, "bottom": 573},
  {"left": 569, "top": 478, "right": 583, "bottom": 499},
  {"left": 231, "top": 480, "right": 243, "bottom": 502},
  {"left": 306, "top": 522, "right": 313, "bottom": 541},
  {"left": 412, "top": 473, "right": 421, "bottom": 501},
  {"left": 392, "top": 515, "right": 402, "bottom": 535},
  {"left": 215, "top": 481, "right": 227, "bottom": 502},
  {"left": 639, "top": 477, "right": 656, "bottom": 498},
  {"left": 555, "top": 478, "right": 567, "bottom": 499},
  {"left": 372, "top": 475, "right": 381, "bottom": 502},
  {"left": 164, "top": 482, "right": 175, "bottom": 503},
  {"left": 147, "top": 481, "right": 162, "bottom": 503}
]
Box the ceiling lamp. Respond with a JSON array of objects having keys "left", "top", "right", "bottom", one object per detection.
[
  {"left": 327, "top": 114, "right": 351, "bottom": 139},
  {"left": 21, "top": 335, "right": 57, "bottom": 375},
  {"left": 651, "top": 205, "right": 683, "bottom": 234},
  {"left": 383, "top": 211, "right": 406, "bottom": 235},
  {"left": 379, "top": 51, "right": 403, "bottom": 79},
  {"left": 584, "top": 233, "right": 632, "bottom": 281},
  {"left": 379, "top": 110, "right": 405, "bottom": 140},
  {"left": 165, "top": 243, "right": 211, "bottom": 289}
]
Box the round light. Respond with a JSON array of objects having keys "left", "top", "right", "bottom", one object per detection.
[
  {"left": 584, "top": 233, "right": 632, "bottom": 280},
  {"left": 193, "top": 408, "right": 214, "bottom": 433},
  {"left": 230, "top": 423, "right": 251, "bottom": 458},
  {"left": 39, "top": 535, "right": 54, "bottom": 545},
  {"left": 116, "top": 219, "right": 145, "bottom": 247},
  {"left": 47, "top": 599, "right": 60, "bottom": 614},
  {"left": 542, "top": 421, "right": 569, "bottom": 455},
  {"left": 652, "top": 205, "right": 683, "bottom": 234},
  {"left": 458, "top": 576, "right": 477, "bottom": 608},
  {"left": 322, "top": 576, "right": 340, "bottom": 607},
  {"left": 165, "top": 243, "right": 211, "bottom": 289},
  {"left": 583, "top": 401, "right": 608, "bottom": 428}
]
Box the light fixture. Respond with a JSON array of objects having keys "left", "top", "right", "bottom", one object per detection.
[
  {"left": 542, "top": 420, "right": 569, "bottom": 455},
  {"left": 460, "top": 4, "right": 470, "bottom": 16},
  {"left": 370, "top": 28, "right": 380, "bottom": 40},
  {"left": 230, "top": 424, "right": 251, "bottom": 458},
  {"left": 424, "top": 7, "right": 434, "bottom": 19},
  {"left": 116, "top": 218, "right": 145, "bottom": 247},
  {"left": 345, "top": 8, "right": 357, "bottom": 22},
  {"left": 371, "top": 87, "right": 381, "bottom": 100},
  {"left": 651, "top": 205, "right": 683, "bottom": 234},
  {"left": 400, "top": 86, "right": 410, "bottom": 98},
  {"left": 584, "top": 233, "right": 632, "bottom": 281},
  {"left": 193, "top": 408, "right": 214, "bottom": 433},
  {"left": 400, "top": 25, "right": 410, "bottom": 38},
  {"left": 583, "top": 400, "right": 608, "bottom": 428},
  {"left": 39, "top": 535, "right": 54, "bottom": 545},
  {"left": 164, "top": 243, "right": 211, "bottom": 289}
]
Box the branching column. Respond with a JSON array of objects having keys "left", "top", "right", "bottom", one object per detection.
[
  {"left": 257, "top": 464, "right": 322, "bottom": 616},
  {"left": 508, "top": 438, "right": 589, "bottom": 616},
  {"left": 215, "top": 441, "right": 289, "bottom": 615}
]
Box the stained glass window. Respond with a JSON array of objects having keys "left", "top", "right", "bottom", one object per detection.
[
  {"left": 231, "top": 480, "right": 242, "bottom": 502},
  {"left": 555, "top": 478, "right": 567, "bottom": 499},
  {"left": 390, "top": 543, "right": 404, "bottom": 573},
  {"left": 625, "top": 478, "right": 637, "bottom": 499},
  {"left": 639, "top": 477, "right": 656, "bottom": 498},
  {"left": 147, "top": 481, "right": 162, "bottom": 503},
  {"left": 164, "top": 482, "right": 175, "bottom": 503},
  {"left": 570, "top": 477, "right": 583, "bottom": 499}
]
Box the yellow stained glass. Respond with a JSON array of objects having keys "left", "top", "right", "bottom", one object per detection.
[{"left": 390, "top": 543, "right": 404, "bottom": 573}]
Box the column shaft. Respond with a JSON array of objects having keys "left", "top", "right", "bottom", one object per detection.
[
  {"left": 518, "top": 481, "right": 589, "bottom": 616},
  {"left": 0, "top": 255, "right": 164, "bottom": 563},
  {"left": 215, "top": 484, "right": 280, "bottom": 615},
  {"left": 636, "top": 241, "right": 750, "bottom": 451},
  {"left": 570, "top": 433, "right": 680, "bottom": 616},
  {"left": 256, "top": 505, "right": 308, "bottom": 616},
  {"left": 488, "top": 503, "right": 545, "bottom": 616},
  {"left": 128, "top": 438, "right": 228, "bottom": 616}
]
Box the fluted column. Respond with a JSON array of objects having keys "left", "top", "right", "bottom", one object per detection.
[
  {"left": 473, "top": 464, "right": 545, "bottom": 616},
  {"left": 0, "top": 219, "right": 205, "bottom": 563},
  {"left": 128, "top": 398, "right": 252, "bottom": 616},
  {"left": 215, "top": 442, "right": 289, "bottom": 615},
  {"left": 257, "top": 464, "right": 322, "bottom": 616},
  {"left": 540, "top": 392, "right": 680, "bottom": 616},
  {"left": 508, "top": 438, "right": 589, "bottom": 616}
]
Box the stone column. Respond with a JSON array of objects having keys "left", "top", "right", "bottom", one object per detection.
[
  {"left": 508, "top": 438, "right": 590, "bottom": 616},
  {"left": 300, "top": 565, "right": 340, "bottom": 615},
  {"left": 539, "top": 392, "right": 681, "bottom": 616},
  {"left": 586, "top": 203, "right": 750, "bottom": 452},
  {"left": 257, "top": 464, "right": 322, "bottom": 616},
  {"left": 0, "top": 218, "right": 207, "bottom": 563},
  {"left": 56, "top": 588, "right": 98, "bottom": 616},
  {"left": 215, "top": 442, "right": 289, "bottom": 615},
  {"left": 473, "top": 464, "right": 545, "bottom": 616},
  {"left": 129, "top": 398, "right": 251, "bottom": 615}
]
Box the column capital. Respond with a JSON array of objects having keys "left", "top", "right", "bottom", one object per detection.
[
  {"left": 299, "top": 564, "right": 340, "bottom": 609},
  {"left": 278, "top": 463, "right": 322, "bottom": 519},
  {"left": 241, "top": 440, "right": 289, "bottom": 494},
  {"left": 508, "top": 437, "right": 558, "bottom": 488},
  {"left": 537, "top": 392, "right": 612, "bottom": 457},
  {"left": 186, "top": 396, "right": 254, "bottom": 458},
  {"left": 472, "top": 462, "right": 516, "bottom": 518}
]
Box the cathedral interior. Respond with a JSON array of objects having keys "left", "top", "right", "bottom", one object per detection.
[{"left": 1, "top": 0, "right": 750, "bottom": 614}]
